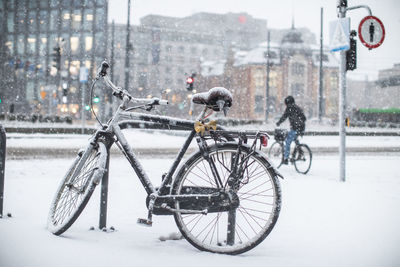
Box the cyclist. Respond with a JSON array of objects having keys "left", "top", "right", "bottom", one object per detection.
[{"left": 276, "top": 96, "right": 306, "bottom": 164}]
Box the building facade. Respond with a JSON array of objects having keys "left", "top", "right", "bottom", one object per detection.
[
  {"left": 107, "top": 13, "right": 267, "bottom": 117},
  {"left": 0, "top": 0, "right": 108, "bottom": 117},
  {"left": 198, "top": 26, "right": 340, "bottom": 121}
]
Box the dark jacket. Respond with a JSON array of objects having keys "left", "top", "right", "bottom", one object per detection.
[{"left": 277, "top": 103, "right": 306, "bottom": 133}]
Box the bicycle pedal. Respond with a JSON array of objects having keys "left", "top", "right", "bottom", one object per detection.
[{"left": 137, "top": 218, "right": 153, "bottom": 227}]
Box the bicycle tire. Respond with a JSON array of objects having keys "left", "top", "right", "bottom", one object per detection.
[
  {"left": 172, "top": 143, "right": 281, "bottom": 255},
  {"left": 293, "top": 144, "right": 312, "bottom": 174},
  {"left": 267, "top": 141, "right": 284, "bottom": 168},
  {"left": 47, "top": 142, "right": 108, "bottom": 235}
]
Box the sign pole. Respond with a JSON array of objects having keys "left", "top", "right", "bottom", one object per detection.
[{"left": 338, "top": 1, "right": 347, "bottom": 182}]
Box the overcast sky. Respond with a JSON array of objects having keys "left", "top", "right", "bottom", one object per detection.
[{"left": 108, "top": 0, "right": 400, "bottom": 81}]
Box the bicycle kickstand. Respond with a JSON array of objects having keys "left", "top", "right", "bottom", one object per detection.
[{"left": 137, "top": 193, "right": 155, "bottom": 227}]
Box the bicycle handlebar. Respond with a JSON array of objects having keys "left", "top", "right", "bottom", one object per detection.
[{"left": 98, "top": 61, "right": 168, "bottom": 107}]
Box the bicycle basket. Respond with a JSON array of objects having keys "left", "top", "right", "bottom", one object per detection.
[{"left": 274, "top": 129, "right": 287, "bottom": 142}]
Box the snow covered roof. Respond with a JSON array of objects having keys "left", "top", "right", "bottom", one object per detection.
[{"left": 233, "top": 42, "right": 281, "bottom": 67}]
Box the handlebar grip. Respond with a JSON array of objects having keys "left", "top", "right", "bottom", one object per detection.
[
  {"left": 159, "top": 99, "right": 169, "bottom": 105},
  {"left": 99, "top": 61, "right": 109, "bottom": 77}
]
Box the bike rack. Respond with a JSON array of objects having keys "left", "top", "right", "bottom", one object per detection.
[{"left": 0, "top": 124, "right": 6, "bottom": 218}]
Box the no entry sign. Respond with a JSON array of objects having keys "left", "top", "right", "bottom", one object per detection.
[{"left": 358, "top": 15, "right": 385, "bottom": 49}]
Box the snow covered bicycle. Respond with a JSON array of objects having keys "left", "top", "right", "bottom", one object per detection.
[
  {"left": 267, "top": 129, "right": 312, "bottom": 174},
  {"left": 47, "top": 61, "right": 283, "bottom": 255}
]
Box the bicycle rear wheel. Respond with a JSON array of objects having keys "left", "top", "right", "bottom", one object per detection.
[
  {"left": 267, "top": 141, "right": 284, "bottom": 168},
  {"left": 47, "top": 142, "right": 108, "bottom": 235},
  {"left": 172, "top": 143, "right": 281, "bottom": 255},
  {"left": 293, "top": 144, "right": 312, "bottom": 174}
]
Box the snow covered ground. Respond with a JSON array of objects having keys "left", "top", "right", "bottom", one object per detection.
[{"left": 1, "top": 154, "right": 399, "bottom": 267}]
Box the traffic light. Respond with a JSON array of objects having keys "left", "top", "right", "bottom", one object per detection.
[
  {"left": 346, "top": 30, "right": 357, "bottom": 71},
  {"left": 52, "top": 46, "right": 61, "bottom": 71},
  {"left": 93, "top": 96, "right": 100, "bottom": 103},
  {"left": 186, "top": 73, "right": 196, "bottom": 91}
]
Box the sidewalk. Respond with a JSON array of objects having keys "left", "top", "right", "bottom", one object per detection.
[{"left": 5, "top": 130, "right": 400, "bottom": 159}]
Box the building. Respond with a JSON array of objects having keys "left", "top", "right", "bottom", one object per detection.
[
  {"left": 107, "top": 12, "right": 267, "bottom": 117},
  {"left": 198, "top": 25, "right": 340, "bottom": 121},
  {"left": 0, "top": 0, "right": 108, "bottom": 117}
]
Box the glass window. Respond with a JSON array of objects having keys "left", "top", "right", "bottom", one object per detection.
[
  {"left": 85, "top": 36, "right": 92, "bottom": 51},
  {"left": 72, "top": 10, "right": 82, "bottom": 30},
  {"left": 83, "top": 10, "right": 93, "bottom": 30},
  {"left": 5, "top": 36, "right": 14, "bottom": 55},
  {"left": 73, "top": 0, "right": 82, "bottom": 7},
  {"left": 28, "top": 11, "right": 36, "bottom": 32},
  {"left": 62, "top": 11, "right": 70, "bottom": 30},
  {"left": 50, "top": 10, "right": 58, "bottom": 31},
  {"left": 6, "top": 0, "right": 15, "bottom": 9},
  {"left": 17, "top": 35, "right": 24, "bottom": 55},
  {"left": 70, "top": 36, "right": 79, "bottom": 53},
  {"left": 26, "top": 82, "right": 35, "bottom": 101},
  {"left": 94, "top": 33, "right": 105, "bottom": 54},
  {"left": 40, "top": 0, "right": 49, "bottom": 8},
  {"left": 69, "top": 60, "right": 80, "bottom": 78},
  {"left": 39, "top": 35, "right": 47, "bottom": 56},
  {"left": 39, "top": 11, "right": 48, "bottom": 32},
  {"left": 96, "top": 0, "right": 106, "bottom": 6},
  {"left": 50, "top": 0, "right": 59, "bottom": 8},
  {"left": 83, "top": 0, "right": 94, "bottom": 7},
  {"left": 29, "top": 0, "right": 37, "bottom": 8},
  {"left": 27, "top": 36, "right": 36, "bottom": 55},
  {"left": 7, "top": 12, "right": 14, "bottom": 33},
  {"left": 16, "top": 11, "right": 25, "bottom": 32},
  {"left": 95, "top": 8, "right": 105, "bottom": 29}
]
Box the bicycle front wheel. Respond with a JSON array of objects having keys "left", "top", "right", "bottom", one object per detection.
[
  {"left": 172, "top": 143, "right": 281, "bottom": 255},
  {"left": 293, "top": 144, "right": 312, "bottom": 174},
  {"left": 47, "top": 142, "right": 108, "bottom": 235},
  {"left": 267, "top": 141, "right": 284, "bottom": 168}
]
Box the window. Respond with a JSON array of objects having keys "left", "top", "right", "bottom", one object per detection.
[
  {"left": 291, "top": 63, "right": 305, "bottom": 75},
  {"left": 39, "top": 0, "right": 48, "bottom": 8},
  {"left": 28, "top": 11, "right": 36, "bottom": 32},
  {"left": 254, "top": 95, "right": 264, "bottom": 113},
  {"left": 17, "top": 35, "right": 24, "bottom": 55},
  {"left": 83, "top": 10, "right": 93, "bottom": 30},
  {"left": 6, "top": 0, "right": 15, "bottom": 10},
  {"left": 69, "top": 60, "right": 80, "bottom": 78},
  {"left": 27, "top": 36, "right": 36, "bottom": 55},
  {"left": 72, "top": 10, "right": 82, "bottom": 30},
  {"left": 39, "top": 11, "right": 48, "bottom": 32},
  {"left": 178, "top": 46, "right": 184, "bottom": 53},
  {"left": 95, "top": 8, "right": 105, "bottom": 30},
  {"left": 16, "top": 11, "right": 25, "bottom": 32},
  {"left": 62, "top": 11, "right": 70, "bottom": 30},
  {"left": 165, "top": 45, "right": 172, "bottom": 53},
  {"left": 70, "top": 36, "right": 79, "bottom": 53},
  {"left": 5, "top": 36, "right": 14, "bottom": 55},
  {"left": 50, "top": 0, "right": 59, "bottom": 8},
  {"left": 39, "top": 35, "right": 47, "bottom": 56},
  {"left": 85, "top": 36, "right": 93, "bottom": 51},
  {"left": 50, "top": 10, "right": 58, "bottom": 31},
  {"left": 7, "top": 12, "right": 14, "bottom": 33}
]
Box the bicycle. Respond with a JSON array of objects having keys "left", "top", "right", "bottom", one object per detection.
[
  {"left": 267, "top": 129, "right": 312, "bottom": 174},
  {"left": 47, "top": 61, "right": 283, "bottom": 255}
]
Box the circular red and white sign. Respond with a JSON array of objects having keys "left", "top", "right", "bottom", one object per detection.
[{"left": 358, "top": 16, "right": 385, "bottom": 49}]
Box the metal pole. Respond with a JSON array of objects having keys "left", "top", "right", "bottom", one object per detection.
[
  {"left": 81, "top": 82, "right": 86, "bottom": 134},
  {"left": 265, "top": 30, "right": 271, "bottom": 121},
  {"left": 0, "top": 124, "right": 6, "bottom": 218},
  {"left": 338, "top": 1, "right": 347, "bottom": 182},
  {"left": 319, "top": 7, "right": 324, "bottom": 122},
  {"left": 99, "top": 151, "right": 110, "bottom": 229},
  {"left": 124, "top": 0, "right": 131, "bottom": 91}
]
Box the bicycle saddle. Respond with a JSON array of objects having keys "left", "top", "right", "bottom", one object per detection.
[{"left": 192, "top": 87, "right": 233, "bottom": 112}]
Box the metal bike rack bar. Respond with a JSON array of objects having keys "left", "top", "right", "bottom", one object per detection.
[
  {"left": 99, "top": 148, "right": 110, "bottom": 230},
  {"left": 0, "top": 124, "right": 6, "bottom": 218}
]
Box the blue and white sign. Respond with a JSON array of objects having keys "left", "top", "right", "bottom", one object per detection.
[
  {"left": 79, "top": 66, "right": 89, "bottom": 83},
  {"left": 329, "top": 18, "right": 350, "bottom": 52}
]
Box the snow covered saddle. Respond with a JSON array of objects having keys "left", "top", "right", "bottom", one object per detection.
[{"left": 191, "top": 87, "right": 233, "bottom": 112}]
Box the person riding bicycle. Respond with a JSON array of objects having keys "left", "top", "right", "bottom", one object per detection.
[{"left": 276, "top": 96, "right": 306, "bottom": 165}]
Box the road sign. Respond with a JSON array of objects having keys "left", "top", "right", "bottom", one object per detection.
[
  {"left": 79, "top": 67, "right": 89, "bottom": 83},
  {"left": 358, "top": 16, "right": 385, "bottom": 49},
  {"left": 329, "top": 18, "right": 350, "bottom": 52}
]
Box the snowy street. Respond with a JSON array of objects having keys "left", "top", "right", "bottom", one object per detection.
[{"left": 1, "top": 153, "right": 399, "bottom": 267}]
